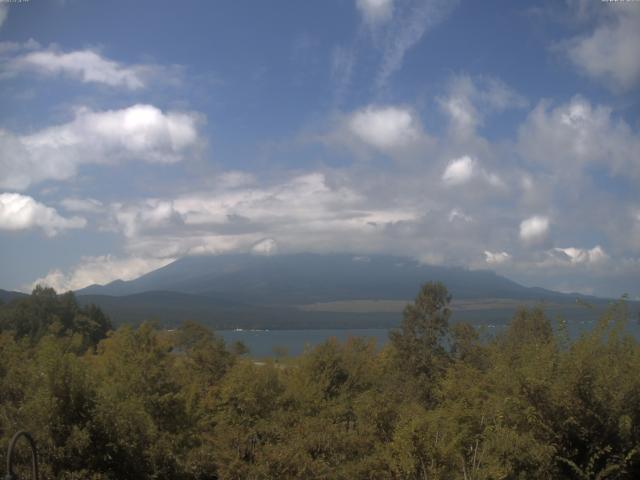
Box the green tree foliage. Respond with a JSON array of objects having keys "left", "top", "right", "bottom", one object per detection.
[
  {"left": 0, "top": 286, "right": 111, "bottom": 350},
  {"left": 1, "top": 287, "right": 639, "bottom": 479},
  {"left": 389, "top": 281, "right": 452, "bottom": 404}
]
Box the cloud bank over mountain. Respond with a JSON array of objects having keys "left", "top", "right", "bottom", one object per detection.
[{"left": 0, "top": 0, "right": 638, "bottom": 298}]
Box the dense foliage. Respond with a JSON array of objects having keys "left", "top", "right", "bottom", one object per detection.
[{"left": 1, "top": 283, "right": 639, "bottom": 479}]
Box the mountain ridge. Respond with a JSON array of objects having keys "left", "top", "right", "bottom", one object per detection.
[
  {"left": 3, "top": 254, "right": 616, "bottom": 329},
  {"left": 75, "top": 253, "right": 585, "bottom": 304}
]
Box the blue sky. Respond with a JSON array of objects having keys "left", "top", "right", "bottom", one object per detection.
[{"left": 0, "top": 0, "right": 639, "bottom": 297}]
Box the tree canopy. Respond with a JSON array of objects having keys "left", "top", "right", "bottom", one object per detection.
[{"left": 0, "top": 286, "right": 639, "bottom": 479}]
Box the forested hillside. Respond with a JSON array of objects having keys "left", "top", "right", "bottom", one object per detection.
[{"left": 1, "top": 285, "right": 639, "bottom": 479}]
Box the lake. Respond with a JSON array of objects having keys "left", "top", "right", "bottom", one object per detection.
[{"left": 218, "top": 318, "right": 640, "bottom": 357}]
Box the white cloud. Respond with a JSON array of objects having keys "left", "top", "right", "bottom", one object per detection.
[
  {"left": 0, "top": 39, "right": 40, "bottom": 56},
  {"left": 0, "top": 193, "right": 86, "bottom": 236},
  {"left": 375, "top": 0, "right": 459, "bottom": 88},
  {"left": 442, "top": 155, "right": 475, "bottom": 186},
  {"left": 343, "top": 1, "right": 460, "bottom": 95},
  {"left": 0, "top": 5, "right": 8, "bottom": 30},
  {"left": 331, "top": 45, "right": 355, "bottom": 103},
  {"left": 21, "top": 153, "right": 634, "bottom": 297},
  {"left": 31, "top": 255, "right": 174, "bottom": 292},
  {"left": 554, "top": 245, "right": 608, "bottom": 265},
  {"left": 348, "top": 106, "right": 420, "bottom": 151},
  {"left": 113, "top": 199, "right": 182, "bottom": 238},
  {"left": 107, "top": 172, "right": 419, "bottom": 259},
  {"left": 442, "top": 156, "right": 506, "bottom": 192},
  {"left": 0, "top": 104, "right": 202, "bottom": 190},
  {"left": 216, "top": 171, "right": 257, "bottom": 189},
  {"left": 517, "top": 96, "right": 640, "bottom": 178},
  {"left": 438, "top": 75, "right": 527, "bottom": 136},
  {"left": 60, "top": 197, "right": 104, "bottom": 213},
  {"left": 356, "top": 0, "right": 394, "bottom": 24},
  {"left": 563, "top": 6, "right": 640, "bottom": 91},
  {"left": 448, "top": 208, "right": 471, "bottom": 223},
  {"left": 418, "top": 251, "right": 446, "bottom": 266},
  {"left": 484, "top": 250, "right": 510, "bottom": 265},
  {"left": 252, "top": 238, "right": 278, "bottom": 256},
  {"left": 439, "top": 94, "right": 479, "bottom": 135},
  {"left": 483, "top": 171, "right": 505, "bottom": 189},
  {"left": 7, "top": 48, "right": 155, "bottom": 89},
  {"left": 481, "top": 77, "right": 528, "bottom": 110},
  {"left": 519, "top": 215, "right": 550, "bottom": 245}
]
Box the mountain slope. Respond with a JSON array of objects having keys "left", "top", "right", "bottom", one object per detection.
[
  {"left": 70, "top": 253, "right": 616, "bottom": 328},
  {"left": 0, "top": 289, "right": 28, "bottom": 304},
  {"left": 76, "top": 253, "right": 576, "bottom": 305}
]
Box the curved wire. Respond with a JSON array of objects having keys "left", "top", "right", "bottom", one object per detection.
[{"left": 5, "top": 431, "right": 38, "bottom": 480}]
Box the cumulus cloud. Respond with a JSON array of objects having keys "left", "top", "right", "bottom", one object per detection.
[
  {"left": 441, "top": 155, "right": 503, "bottom": 189},
  {"left": 252, "top": 238, "right": 278, "bottom": 256},
  {"left": 356, "top": 0, "right": 394, "bottom": 24},
  {"left": 5, "top": 47, "right": 169, "bottom": 89},
  {"left": 20, "top": 154, "right": 637, "bottom": 297},
  {"left": 553, "top": 245, "right": 608, "bottom": 265},
  {"left": 0, "top": 45, "right": 633, "bottom": 297},
  {"left": 439, "top": 75, "right": 527, "bottom": 136},
  {"left": 492, "top": 246, "right": 631, "bottom": 297},
  {"left": 439, "top": 94, "right": 479, "bottom": 136},
  {"left": 442, "top": 155, "right": 476, "bottom": 185},
  {"left": 0, "top": 193, "right": 86, "bottom": 236},
  {"left": 112, "top": 199, "right": 183, "bottom": 238},
  {"left": 517, "top": 96, "right": 640, "bottom": 178},
  {"left": 37, "top": 80, "right": 623, "bottom": 296},
  {"left": 562, "top": 5, "right": 640, "bottom": 91},
  {"left": 448, "top": 208, "right": 471, "bottom": 223},
  {"left": 0, "top": 104, "right": 203, "bottom": 190},
  {"left": 519, "top": 215, "right": 550, "bottom": 245},
  {"left": 484, "top": 250, "right": 510, "bottom": 265},
  {"left": 31, "top": 255, "right": 173, "bottom": 292},
  {"left": 106, "top": 172, "right": 420, "bottom": 260},
  {"left": 347, "top": 105, "right": 421, "bottom": 151}
]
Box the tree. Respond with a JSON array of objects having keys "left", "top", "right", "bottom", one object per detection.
[
  {"left": 451, "top": 321, "right": 488, "bottom": 370},
  {"left": 0, "top": 286, "right": 112, "bottom": 349},
  {"left": 90, "top": 323, "right": 190, "bottom": 479},
  {"left": 502, "top": 306, "right": 553, "bottom": 349},
  {"left": 389, "top": 282, "right": 452, "bottom": 404}
]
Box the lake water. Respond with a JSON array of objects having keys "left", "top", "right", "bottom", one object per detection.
[
  {"left": 218, "top": 318, "right": 640, "bottom": 357},
  {"left": 219, "top": 328, "right": 391, "bottom": 357}
]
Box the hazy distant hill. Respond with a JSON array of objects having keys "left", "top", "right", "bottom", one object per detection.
[
  {"left": 0, "top": 289, "right": 27, "bottom": 304},
  {"left": 76, "top": 253, "right": 577, "bottom": 304}
]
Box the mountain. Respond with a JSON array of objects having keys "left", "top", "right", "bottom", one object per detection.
[
  {"left": 76, "top": 253, "right": 574, "bottom": 304},
  {"left": 0, "top": 289, "right": 27, "bottom": 304},
  {"left": 69, "top": 253, "right": 615, "bottom": 329}
]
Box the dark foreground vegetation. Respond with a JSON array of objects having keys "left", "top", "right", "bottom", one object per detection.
[{"left": 1, "top": 284, "right": 639, "bottom": 479}]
